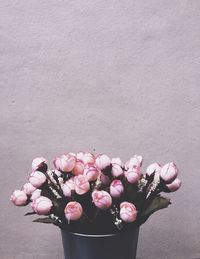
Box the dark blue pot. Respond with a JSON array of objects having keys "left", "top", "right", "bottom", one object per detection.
[{"left": 61, "top": 228, "right": 139, "bottom": 259}]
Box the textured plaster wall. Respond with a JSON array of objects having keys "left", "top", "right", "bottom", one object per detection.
[{"left": 0, "top": 1, "right": 200, "bottom": 258}]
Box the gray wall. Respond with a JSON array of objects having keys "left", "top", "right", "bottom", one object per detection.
[{"left": 1, "top": 1, "right": 200, "bottom": 258}]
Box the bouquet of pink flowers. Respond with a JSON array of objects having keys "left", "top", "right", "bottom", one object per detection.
[{"left": 11, "top": 152, "right": 181, "bottom": 234}]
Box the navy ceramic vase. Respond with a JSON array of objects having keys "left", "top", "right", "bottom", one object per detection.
[{"left": 61, "top": 228, "right": 139, "bottom": 259}]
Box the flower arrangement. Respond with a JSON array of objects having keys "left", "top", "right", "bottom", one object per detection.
[{"left": 11, "top": 152, "right": 181, "bottom": 234}]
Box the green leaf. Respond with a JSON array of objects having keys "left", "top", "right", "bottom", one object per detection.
[
  {"left": 139, "top": 195, "right": 171, "bottom": 225},
  {"left": 125, "top": 182, "right": 138, "bottom": 202},
  {"left": 24, "top": 212, "right": 36, "bottom": 216},
  {"left": 33, "top": 217, "right": 55, "bottom": 224}
]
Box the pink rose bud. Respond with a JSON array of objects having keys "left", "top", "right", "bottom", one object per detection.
[
  {"left": 146, "top": 163, "right": 161, "bottom": 176},
  {"left": 23, "top": 183, "right": 36, "bottom": 195},
  {"left": 111, "top": 157, "right": 124, "bottom": 167},
  {"left": 62, "top": 182, "right": 72, "bottom": 197},
  {"left": 64, "top": 201, "right": 83, "bottom": 222},
  {"left": 68, "top": 152, "right": 76, "bottom": 157},
  {"left": 65, "top": 178, "right": 75, "bottom": 190},
  {"left": 53, "top": 156, "right": 60, "bottom": 170},
  {"left": 53, "top": 154, "right": 76, "bottom": 172},
  {"left": 125, "top": 166, "right": 141, "bottom": 184},
  {"left": 125, "top": 155, "right": 143, "bottom": 170},
  {"left": 92, "top": 190, "right": 112, "bottom": 210},
  {"left": 32, "top": 157, "right": 48, "bottom": 172},
  {"left": 82, "top": 152, "right": 95, "bottom": 164},
  {"left": 160, "top": 162, "right": 178, "bottom": 184},
  {"left": 30, "top": 189, "right": 41, "bottom": 201},
  {"left": 120, "top": 202, "right": 137, "bottom": 223},
  {"left": 31, "top": 196, "right": 53, "bottom": 215},
  {"left": 76, "top": 151, "right": 85, "bottom": 161},
  {"left": 74, "top": 175, "right": 90, "bottom": 195},
  {"left": 110, "top": 180, "right": 124, "bottom": 198},
  {"left": 100, "top": 173, "right": 110, "bottom": 185},
  {"left": 166, "top": 178, "right": 181, "bottom": 192},
  {"left": 95, "top": 154, "right": 111, "bottom": 170},
  {"left": 72, "top": 160, "right": 85, "bottom": 176},
  {"left": 10, "top": 190, "right": 28, "bottom": 206},
  {"left": 84, "top": 165, "right": 99, "bottom": 181},
  {"left": 29, "top": 171, "right": 46, "bottom": 188},
  {"left": 111, "top": 164, "right": 124, "bottom": 177}
]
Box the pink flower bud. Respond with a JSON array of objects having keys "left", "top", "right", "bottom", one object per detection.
[
  {"left": 74, "top": 175, "right": 90, "bottom": 195},
  {"left": 32, "top": 157, "right": 47, "bottom": 172},
  {"left": 84, "top": 165, "right": 99, "bottom": 181},
  {"left": 125, "top": 155, "right": 143, "bottom": 170},
  {"left": 68, "top": 152, "right": 76, "bottom": 157},
  {"left": 76, "top": 151, "right": 85, "bottom": 161},
  {"left": 23, "top": 183, "right": 36, "bottom": 195},
  {"left": 10, "top": 190, "right": 28, "bottom": 206},
  {"left": 53, "top": 154, "right": 76, "bottom": 172},
  {"left": 65, "top": 178, "right": 75, "bottom": 190},
  {"left": 62, "top": 182, "right": 72, "bottom": 197},
  {"left": 111, "top": 157, "right": 124, "bottom": 167},
  {"left": 110, "top": 180, "right": 124, "bottom": 198},
  {"left": 166, "top": 178, "right": 181, "bottom": 192},
  {"left": 31, "top": 196, "right": 53, "bottom": 215},
  {"left": 30, "top": 189, "right": 41, "bottom": 201},
  {"left": 29, "top": 171, "right": 46, "bottom": 188},
  {"left": 120, "top": 202, "right": 137, "bottom": 223},
  {"left": 82, "top": 152, "right": 95, "bottom": 164},
  {"left": 95, "top": 154, "right": 111, "bottom": 170},
  {"left": 53, "top": 156, "right": 60, "bottom": 169},
  {"left": 125, "top": 166, "right": 141, "bottom": 184},
  {"left": 92, "top": 190, "right": 112, "bottom": 210},
  {"left": 146, "top": 163, "right": 161, "bottom": 176},
  {"left": 72, "top": 160, "right": 85, "bottom": 176},
  {"left": 111, "top": 164, "right": 124, "bottom": 177},
  {"left": 160, "top": 162, "right": 178, "bottom": 184},
  {"left": 64, "top": 201, "right": 83, "bottom": 222}
]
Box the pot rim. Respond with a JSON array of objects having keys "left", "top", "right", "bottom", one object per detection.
[
  {"left": 69, "top": 232, "right": 116, "bottom": 237},
  {"left": 61, "top": 227, "right": 139, "bottom": 238}
]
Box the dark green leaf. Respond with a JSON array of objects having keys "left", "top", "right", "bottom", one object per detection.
[
  {"left": 24, "top": 212, "right": 36, "bottom": 216},
  {"left": 33, "top": 217, "right": 55, "bottom": 224},
  {"left": 139, "top": 195, "right": 171, "bottom": 225}
]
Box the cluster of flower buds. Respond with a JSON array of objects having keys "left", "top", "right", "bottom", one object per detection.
[
  {"left": 146, "top": 162, "right": 181, "bottom": 194},
  {"left": 10, "top": 157, "right": 52, "bottom": 215},
  {"left": 11, "top": 152, "right": 181, "bottom": 229}
]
